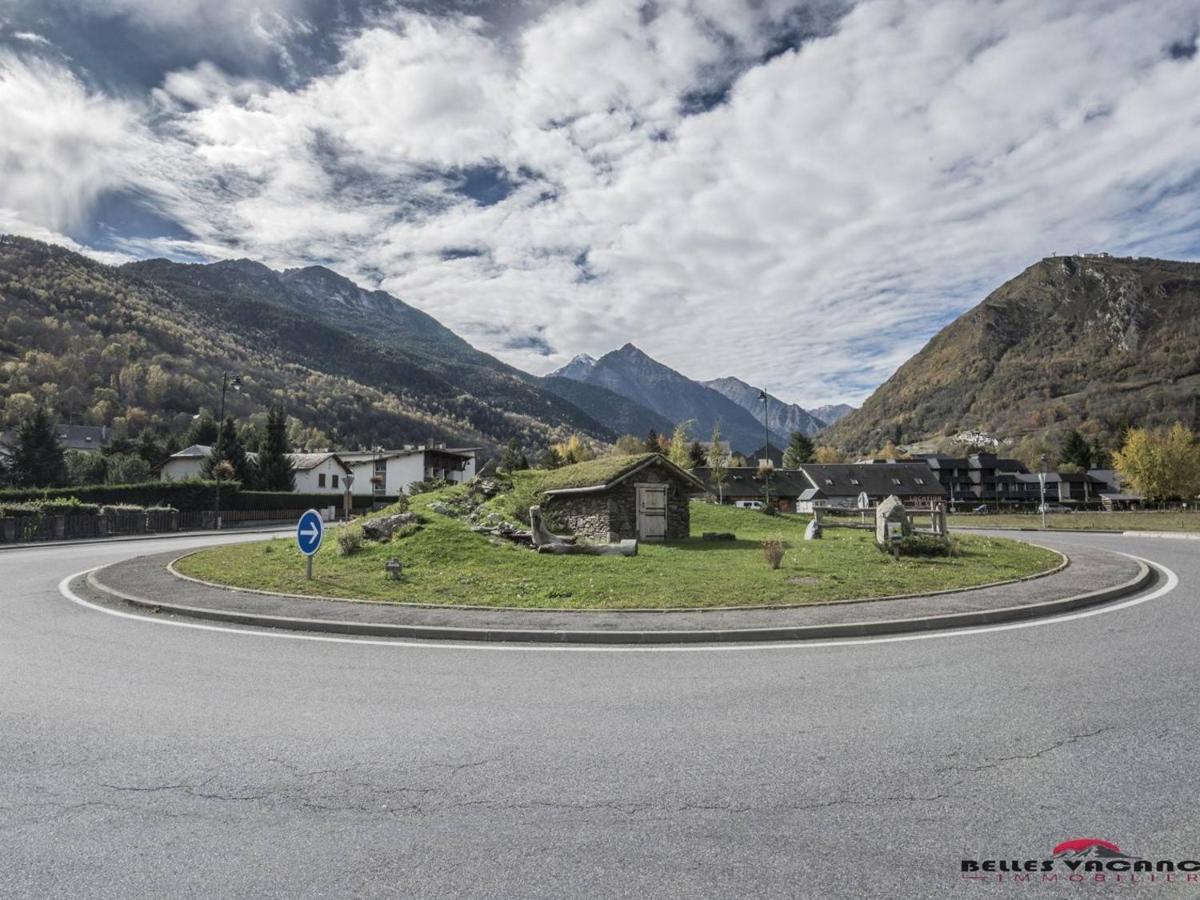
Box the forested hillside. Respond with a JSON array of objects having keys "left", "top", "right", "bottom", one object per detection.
[
  {"left": 0, "top": 236, "right": 612, "bottom": 452},
  {"left": 825, "top": 255, "right": 1200, "bottom": 455}
]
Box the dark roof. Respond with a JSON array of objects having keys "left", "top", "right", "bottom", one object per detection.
[
  {"left": 541, "top": 453, "right": 706, "bottom": 495},
  {"left": 798, "top": 463, "right": 947, "bottom": 498},
  {"left": 692, "top": 467, "right": 812, "bottom": 499},
  {"left": 4, "top": 424, "right": 112, "bottom": 452},
  {"left": 923, "top": 455, "right": 1028, "bottom": 473},
  {"left": 747, "top": 445, "right": 784, "bottom": 466}
]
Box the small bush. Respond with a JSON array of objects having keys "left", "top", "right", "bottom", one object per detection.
[
  {"left": 337, "top": 524, "right": 364, "bottom": 556},
  {"left": 893, "top": 534, "right": 960, "bottom": 557},
  {"left": 762, "top": 536, "right": 786, "bottom": 569},
  {"left": 391, "top": 522, "right": 422, "bottom": 541}
]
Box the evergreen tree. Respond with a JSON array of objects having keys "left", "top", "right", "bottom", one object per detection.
[
  {"left": 1059, "top": 430, "right": 1092, "bottom": 470},
  {"left": 256, "top": 406, "right": 296, "bottom": 491},
  {"left": 136, "top": 429, "right": 165, "bottom": 469},
  {"left": 499, "top": 437, "right": 529, "bottom": 473},
  {"left": 538, "top": 446, "right": 563, "bottom": 469},
  {"left": 644, "top": 429, "right": 660, "bottom": 453},
  {"left": 188, "top": 415, "right": 220, "bottom": 447},
  {"left": 202, "top": 417, "right": 256, "bottom": 486},
  {"left": 7, "top": 407, "right": 69, "bottom": 487},
  {"left": 782, "top": 432, "right": 815, "bottom": 468},
  {"left": 688, "top": 440, "right": 706, "bottom": 468}
]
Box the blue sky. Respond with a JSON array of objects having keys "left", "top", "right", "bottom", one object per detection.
[{"left": 1, "top": 0, "right": 1199, "bottom": 407}]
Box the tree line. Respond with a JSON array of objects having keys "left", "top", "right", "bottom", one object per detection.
[{"left": 0, "top": 405, "right": 297, "bottom": 492}]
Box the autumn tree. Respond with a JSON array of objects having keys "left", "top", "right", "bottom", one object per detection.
[
  {"left": 551, "top": 434, "right": 596, "bottom": 466},
  {"left": 667, "top": 420, "right": 694, "bottom": 469},
  {"left": 813, "top": 446, "right": 846, "bottom": 464},
  {"left": 611, "top": 434, "right": 644, "bottom": 456},
  {"left": 1113, "top": 423, "right": 1200, "bottom": 502},
  {"left": 707, "top": 424, "right": 730, "bottom": 502}
]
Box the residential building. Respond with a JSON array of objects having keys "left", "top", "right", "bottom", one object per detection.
[
  {"left": 1, "top": 424, "right": 112, "bottom": 456},
  {"left": 796, "top": 462, "right": 947, "bottom": 511},
  {"left": 160, "top": 444, "right": 210, "bottom": 481},
  {"left": 160, "top": 446, "right": 351, "bottom": 494},
  {"left": 692, "top": 467, "right": 811, "bottom": 512},
  {"left": 338, "top": 445, "right": 478, "bottom": 498}
]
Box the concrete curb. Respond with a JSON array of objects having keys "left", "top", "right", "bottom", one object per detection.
[
  {"left": 82, "top": 559, "right": 1153, "bottom": 645},
  {"left": 955, "top": 525, "right": 1200, "bottom": 539}
]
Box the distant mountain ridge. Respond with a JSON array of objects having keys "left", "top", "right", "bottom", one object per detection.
[
  {"left": 551, "top": 344, "right": 792, "bottom": 453},
  {"left": 811, "top": 403, "right": 855, "bottom": 426},
  {"left": 825, "top": 254, "right": 1200, "bottom": 453},
  {"left": 702, "top": 376, "right": 825, "bottom": 438}
]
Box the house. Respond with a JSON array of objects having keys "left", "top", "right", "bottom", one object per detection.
[
  {"left": 692, "top": 466, "right": 812, "bottom": 513},
  {"left": 922, "top": 453, "right": 1031, "bottom": 505},
  {"left": 161, "top": 446, "right": 351, "bottom": 494},
  {"left": 1, "top": 424, "right": 112, "bottom": 456},
  {"left": 797, "top": 463, "right": 948, "bottom": 511},
  {"left": 338, "top": 445, "right": 478, "bottom": 498},
  {"left": 540, "top": 453, "right": 706, "bottom": 542},
  {"left": 161, "top": 444, "right": 211, "bottom": 481},
  {"left": 290, "top": 453, "right": 352, "bottom": 494}
]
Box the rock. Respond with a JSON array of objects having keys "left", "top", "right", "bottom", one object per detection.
[{"left": 361, "top": 512, "right": 423, "bottom": 542}]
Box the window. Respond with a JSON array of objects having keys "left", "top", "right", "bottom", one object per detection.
[
  {"left": 891, "top": 478, "right": 901, "bottom": 486},
  {"left": 318, "top": 474, "right": 326, "bottom": 487},
  {"left": 849, "top": 478, "right": 860, "bottom": 486},
  {"left": 915, "top": 477, "right": 925, "bottom": 485},
  {"left": 824, "top": 478, "right": 833, "bottom": 486},
  {"left": 332, "top": 474, "right": 339, "bottom": 489}
]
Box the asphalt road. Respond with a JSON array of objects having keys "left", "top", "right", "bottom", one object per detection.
[{"left": 1, "top": 530, "right": 1197, "bottom": 899}]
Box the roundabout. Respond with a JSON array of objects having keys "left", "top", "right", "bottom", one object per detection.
[{"left": 2, "top": 528, "right": 1197, "bottom": 899}]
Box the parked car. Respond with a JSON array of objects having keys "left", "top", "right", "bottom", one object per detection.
[
  {"left": 734, "top": 500, "right": 765, "bottom": 510},
  {"left": 1037, "top": 503, "right": 1071, "bottom": 513},
  {"left": 971, "top": 504, "right": 991, "bottom": 514}
]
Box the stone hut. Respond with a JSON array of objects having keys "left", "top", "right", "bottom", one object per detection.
[{"left": 540, "top": 454, "right": 706, "bottom": 542}]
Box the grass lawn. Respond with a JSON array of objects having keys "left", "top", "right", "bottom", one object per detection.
[
  {"left": 176, "top": 485, "right": 1062, "bottom": 609},
  {"left": 954, "top": 510, "right": 1200, "bottom": 532}
]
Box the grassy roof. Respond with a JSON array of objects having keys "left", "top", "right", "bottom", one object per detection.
[{"left": 537, "top": 453, "right": 661, "bottom": 492}]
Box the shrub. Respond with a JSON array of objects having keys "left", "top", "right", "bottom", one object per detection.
[
  {"left": 762, "top": 536, "right": 786, "bottom": 569},
  {"left": 391, "top": 522, "right": 422, "bottom": 541},
  {"left": 337, "top": 524, "right": 364, "bottom": 556},
  {"left": 893, "top": 534, "right": 960, "bottom": 557}
]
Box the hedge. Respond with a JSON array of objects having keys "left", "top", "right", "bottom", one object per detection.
[{"left": 0, "top": 480, "right": 402, "bottom": 513}]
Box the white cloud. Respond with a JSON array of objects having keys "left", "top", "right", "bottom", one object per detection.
[{"left": 4, "top": 0, "right": 1200, "bottom": 407}]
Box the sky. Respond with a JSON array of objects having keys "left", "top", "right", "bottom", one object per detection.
[{"left": 1, "top": 0, "right": 1199, "bottom": 408}]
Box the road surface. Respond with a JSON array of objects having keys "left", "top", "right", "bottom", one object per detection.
[{"left": 1, "top": 531, "right": 1196, "bottom": 898}]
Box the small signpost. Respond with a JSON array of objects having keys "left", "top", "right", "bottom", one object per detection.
[{"left": 296, "top": 508, "right": 324, "bottom": 580}]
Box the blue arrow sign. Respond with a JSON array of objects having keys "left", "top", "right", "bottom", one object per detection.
[{"left": 296, "top": 509, "right": 324, "bottom": 557}]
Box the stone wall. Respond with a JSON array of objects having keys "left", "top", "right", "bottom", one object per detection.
[{"left": 546, "top": 493, "right": 613, "bottom": 542}]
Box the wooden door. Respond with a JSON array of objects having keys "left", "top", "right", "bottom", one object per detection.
[{"left": 636, "top": 484, "right": 668, "bottom": 540}]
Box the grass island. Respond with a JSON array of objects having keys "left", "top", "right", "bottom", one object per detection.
[{"left": 175, "top": 475, "right": 1062, "bottom": 610}]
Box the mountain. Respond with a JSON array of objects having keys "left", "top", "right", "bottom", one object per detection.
[
  {"left": 0, "top": 235, "right": 618, "bottom": 453},
  {"left": 549, "top": 343, "right": 774, "bottom": 452},
  {"left": 702, "top": 376, "right": 824, "bottom": 438},
  {"left": 538, "top": 376, "right": 674, "bottom": 438},
  {"left": 824, "top": 255, "right": 1200, "bottom": 453},
  {"left": 811, "top": 404, "right": 855, "bottom": 426}
]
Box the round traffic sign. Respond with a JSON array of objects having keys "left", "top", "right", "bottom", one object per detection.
[{"left": 296, "top": 509, "right": 324, "bottom": 556}]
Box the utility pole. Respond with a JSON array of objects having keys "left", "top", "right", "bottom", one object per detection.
[
  {"left": 1039, "top": 453, "right": 1048, "bottom": 529},
  {"left": 214, "top": 373, "right": 242, "bottom": 529},
  {"left": 758, "top": 389, "right": 771, "bottom": 509}
]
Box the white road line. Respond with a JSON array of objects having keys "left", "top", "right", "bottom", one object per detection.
[{"left": 57, "top": 554, "right": 1178, "bottom": 654}]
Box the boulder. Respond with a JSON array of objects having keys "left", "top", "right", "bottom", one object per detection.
[
  {"left": 361, "top": 511, "right": 424, "bottom": 542},
  {"left": 875, "top": 495, "right": 911, "bottom": 548}
]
